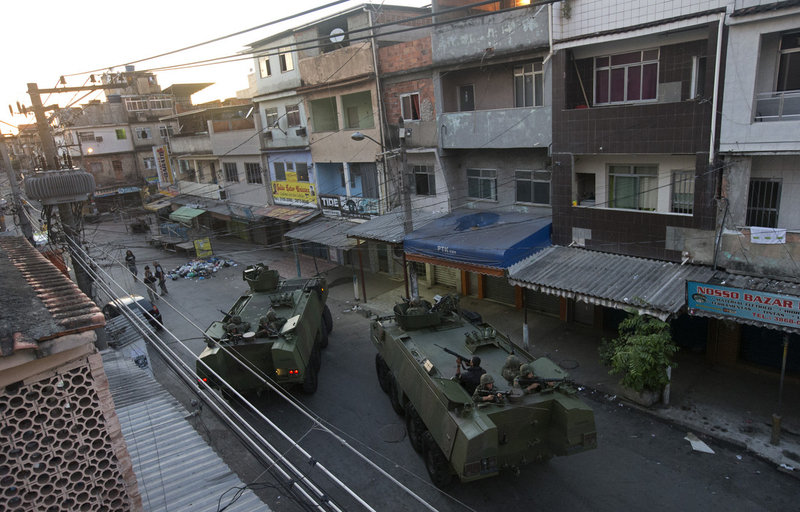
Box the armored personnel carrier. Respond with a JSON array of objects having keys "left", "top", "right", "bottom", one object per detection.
[
  {"left": 371, "top": 295, "right": 596, "bottom": 486},
  {"left": 198, "top": 263, "right": 333, "bottom": 394}
]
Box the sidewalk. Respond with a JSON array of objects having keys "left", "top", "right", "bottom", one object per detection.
[{"left": 352, "top": 269, "right": 800, "bottom": 478}]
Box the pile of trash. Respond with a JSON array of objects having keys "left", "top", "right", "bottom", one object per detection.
[{"left": 168, "top": 257, "right": 238, "bottom": 280}]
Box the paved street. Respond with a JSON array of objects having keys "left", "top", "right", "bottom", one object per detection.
[{"left": 84, "top": 222, "right": 799, "bottom": 512}]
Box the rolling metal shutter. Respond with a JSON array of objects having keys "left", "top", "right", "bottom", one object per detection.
[
  {"left": 485, "top": 276, "right": 516, "bottom": 306},
  {"left": 524, "top": 289, "right": 560, "bottom": 317},
  {"left": 433, "top": 265, "right": 458, "bottom": 288}
]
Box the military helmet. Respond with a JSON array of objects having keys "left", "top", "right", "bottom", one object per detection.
[
  {"left": 519, "top": 364, "right": 533, "bottom": 376},
  {"left": 410, "top": 296, "right": 422, "bottom": 307},
  {"left": 479, "top": 373, "right": 494, "bottom": 385},
  {"left": 267, "top": 309, "right": 277, "bottom": 321},
  {"left": 258, "top": 316, "right": 268, "bottom": 325},
  {"left": 231, "top": 315, "right": 242, "bottom": 324},
  {"left": 505, "top": 354, "right": 522, "bottom": 368}
]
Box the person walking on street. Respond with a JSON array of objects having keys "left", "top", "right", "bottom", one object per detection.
[
  {"left": 153, "top": 261, "right": 168, "bottom": 295},
  {"left": 143, "top": 266, "right": 158, "bottom": 302},
  {"left": 125, "top": 250, "right": 138, "bottom": 282}
]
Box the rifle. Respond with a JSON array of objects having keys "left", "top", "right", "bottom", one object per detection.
[
  {"left": 516, "top": 378, "right": 567, "bottom": 388},
  {"left": 434, "top": 344, "right": 471, "bottom": 365},
  {"left": 476, "top": 389, "right": 512, "bottom": 402}
]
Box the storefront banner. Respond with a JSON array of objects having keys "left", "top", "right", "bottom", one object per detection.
[
  {"left": 117, "top": 187, "right": 140, "bottom": 194},
  {"left": 319, "top": 194, "right": 378, "bottom": 219},
  {"left": 194, "top": 237, "right": 213, "bottom": 258},
  {"left": 687, "top": 281, "right": 800, "bottom": 328},
  {"left": 153, "top": 145, "right": 174, "bottom": 184},
  {"left": 145, "top": 176, "right": 159, "bottom": 183},
  {"left": 272, "top": 180, "right": 316, "bottom": 206}
]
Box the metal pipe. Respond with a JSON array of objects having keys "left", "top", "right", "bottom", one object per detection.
[{"left": 709, "top": 13, "right": 725, "bottom": 165}]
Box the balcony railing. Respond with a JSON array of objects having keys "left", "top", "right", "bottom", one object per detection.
[{"left": 754, "top": 90, "right": 800, "bottom": 122}]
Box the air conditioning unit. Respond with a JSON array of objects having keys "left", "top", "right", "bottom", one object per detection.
[
  {"left": 295, "top": 127, "right": 307, "bottom": 136},
  {"left": 95, "top": 136, "right": 103, "bottom": 142},
  {"left": 218, "top": 189, "right": 228, "bottom": 200}
]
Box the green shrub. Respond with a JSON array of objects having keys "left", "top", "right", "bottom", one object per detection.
[{"left": 601, "top": 310, "right": 678, "bottom": 393}]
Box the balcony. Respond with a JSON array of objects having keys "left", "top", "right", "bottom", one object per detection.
[
  {"left": 439, "top": 107, "right": 551, "bottom": 149},
  {"left": 754, "top": 91, "right": 800, "bottom": 122},
  {"left": 170, "top": 134, "right": 212, "bottom": 155},
  {"left": 298, "top": 42, "right": 374, "bottom": 87}
]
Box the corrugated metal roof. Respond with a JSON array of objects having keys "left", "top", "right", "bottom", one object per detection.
[
  {"left": 105, "top": 310, "right": 155, "bottom": 349},
  {"left": 346, "top": 211, "right": 446, "bottom": 243},
  {"left": 508, "top": 246, "right": 719, "bottom": 320},
  {"left": 0, "top": 236, "right": 104, "bottom": 355},
  {"left": 103, "top": 346, "right": 267, "bottom": 512},
  {"left": 285, "top": 217, "right": 358, "bottom": 248},
  {"left": 731, "top": 0, "right": 800, "bottom": 17}
]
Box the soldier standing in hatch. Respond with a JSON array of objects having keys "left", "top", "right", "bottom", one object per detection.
[
  {"left": 514, "top": 364, "right": 556, "bottom": 394},
  {"left": 472, "top": 374, "right": 505, "bottom": 403},
  {"left": 501, "top": 354, "right": 523, "bottom": 384},
  {"left": 455, "top": 355, "right": 486, "bottom": 395}
]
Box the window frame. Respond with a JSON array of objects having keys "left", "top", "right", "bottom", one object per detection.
[
  {"left": 466, "top": 168, "right": 497, "bottom": 201},
  {"left": 608, "top": 164, "right": 659, "bottom": 211},
  {"left": 135, "top": 127, "right": 152, "bottom": 140},
  {"left": 285, "top": 104, "right": 301, "bottom": 127},
  {"left": 124, "top": 96, "right": 148, "bottom": 111},
  {"left": 245, "top": 163, "right": 263, "bottom": 184},
  {"left": 594, "top": 49, "right": 660, "bottom": 105},
  {"left": 295, "top": 162, "right": 309, "bottom": 182},
  {"left": 264, "top": 107, "right": 279, "bottom": 128},
  {"left": 459, "top": 84, "right": 475, "bottom": 112},
  {"left": 513, "top": 62, "right": 544, "bottom": 108},
  {"left": 259, "top": 56, "right": 272, "bottom": 78},
  {"left": 224, "top": 162, "right": 239, "bottom": 183},
  {"left": 670, "top": 170, "right": 694, "bottom": 215},
  {"left": 746, "top": 178, "right": 782, "bottom": 228},
  {"left": 515, "top": 169, "right": 551, "bottom": 205},
  {"left": 412, "top": 165, "right": 436, "bottom": 196},
  {"left": 143, "top": 157, "right": 156, "bottom": 170},
  {"left": 78, "top": 131, "right": 95, "bottom": 143},
  {"left": 777, "top": 32, "right": 800, "bottom": 92},
  {"left": 401, "top": 93, "right": 421, "bottom": 121},
  {"left": 279, "top": 47, "right": 294, "bottom": 72},
  {"left": 115, "top": 129, "right": 127, "bottom": 140},
  {"left": 158, "top": 125, "right": 174, "bottom": 138},
  {"left": 148, "top": 95, "right": 173, "bottom": 110},
  {"left": 273, "top": 161, "right": 286, "bottom": 181}
]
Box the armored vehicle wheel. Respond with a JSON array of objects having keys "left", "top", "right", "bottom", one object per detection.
[
  {"left": 422, "top": 431, "right": 452, "bottom": 487},
  {"left": 387, "top": 371, "right": 405, "bottom": 415},
  {"left": 313, "top": 341, "right": 322, "bottom": 372},
  {"left": 405, "top": 402, "right": 427, "bottom": 453},
  {"left": 300, "top": 354, "right": 319, "bottom": 394},
  {"left": 323, "top": 305, "right": 333, "bottom": 334},
  {"left": 320, "top": 324, "right": 329, "bottom": 349},
  {"left": 375, "top": 354, "right": 390, "bottom": 393}
]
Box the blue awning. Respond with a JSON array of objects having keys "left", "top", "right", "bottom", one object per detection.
[{"left": 403, "top": 210, "right": 551, "bottom": 275}]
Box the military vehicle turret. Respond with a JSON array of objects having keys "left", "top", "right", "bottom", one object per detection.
[
  {"left": 197, "top": 263, "right": 333, "bottom": 394},
  {"left": 371, "top": 295, "right": 596, "bottom": 486}
]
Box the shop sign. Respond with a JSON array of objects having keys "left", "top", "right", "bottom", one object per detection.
[
  {"left": 117, "top": 187, "right": 140, "bottom": 194},
  {"left": 194, "top": 237, "right": 213, "bottom": 258},
  {"left": 319, "top": 194, "right": 378, "bottom": 219},
  {"left": 271, "top": 179, "right": 316, "bottom": 206},
  {"left": 687, "top": 281, "right": 800, "bottom": 329}
]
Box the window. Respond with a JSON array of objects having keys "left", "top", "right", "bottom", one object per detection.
[
  {"left": 401, "top": 93, "right": 421, "bottom": 121},
  {"left": 264, "top": 107, "right": 278, "bottom": 128},
  {"left": 285, "top": 104, "right": 301, "bottom": 127},
  {"left": 78, "top": 131, "right": 95, "bottom": 142},
  {"left": 778, "top": 32, "right": 800, "bottom": 92},
  {"left": 514, "top": 62, "right": 544, "bottom": 107},
  {"left": 224, "top": 162, "right": 239, "bottom": 182},
  {"left": 342, "top": 91, "right": 374, "bottom": 129},
  {"left": 747, "top": 179, "right": 781, "bottom": 228},
  {"left": 245, "top": 163, "right": 262, "bottom": 184},
  {"left": 690, "top": 56, "right": 707, "bottom": 99},
  {"left": 467, "top": 169, "right": 497, "bottom": 200},
  {"left": 459, "top": 85, "right": 475, "bottom": 111},
  {"left": 143, "top": 157, "right": 156, "bottom": 170},
  {"left": 149, "top": 95, "right": 173, "bottom": 110},
  {"left": 112, "top": 160, "right": 124, "bottom": 180},
  {"left": 671, "top": 171, "right": 694, "bottom": 214},
  {"left": 310, "top": 97, "right": 339, "bottom": 132},
  {"left": 179, "top": 160, "right": 191, "bottom": 175},
  {"left": 515, "top": 170, "right": 551, "bottom": 205},
  {"left": 158, "top": 125, "right": 174, "bottom": 138},
  {"left": 259, "top": 56, "right": 272, "bottom": 78},
  {"left": 279, "top": 47, "right": 294, "bottom": 72},
  {"left": 412, "top": 165, "right": 436, "bottom": 196},
  {"left": 274, "top": 162, "right": 286, "bottom": 181},
  {"left": 595, "top": 50, "right": 659, "bottom": 104},
  {"left": 295, "top": 162, "right": 309, "bottom": 182},
  {"left": 124, "top": 96, "right": 148, "bottom": 111},
  {"left": 135, "top": 127, "right": 152, "bottom": 140},
  {"left": 608, "top": 165, "right": 658, "bottom": 210},
  {"left": 115, "top": 129, "right": 127, "bottom": 140}
]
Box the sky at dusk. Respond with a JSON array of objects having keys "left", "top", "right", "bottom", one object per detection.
[{"left": 1, "top": 0, "right": 425, "bottom": 135}]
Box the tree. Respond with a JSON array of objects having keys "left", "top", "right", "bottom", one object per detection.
[{"left": 599, "top": 309, "right": 678, "bottom": 393}]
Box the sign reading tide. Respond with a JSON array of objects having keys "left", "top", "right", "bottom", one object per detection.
[{"left": 687, "top": 281, "right": 800, "bottom": 328}]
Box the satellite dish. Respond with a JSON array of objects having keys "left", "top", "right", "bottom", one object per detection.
[{"left": 330, "top": 28, "right": 345, "bottom": 43}]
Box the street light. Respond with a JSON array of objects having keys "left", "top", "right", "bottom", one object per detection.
[{"left": 350, "top": 131, "right": 381, "bottom": 146}]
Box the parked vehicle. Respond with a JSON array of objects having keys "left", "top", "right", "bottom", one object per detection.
[
  {"left": 371, "top": 295, "right": 597, "bottom": 486},
  {"left": 103, "top": 295, "right": 163, "bottom": 330},
  {"left": 197, "top": 263, "right": 333, "bottom": 395}
]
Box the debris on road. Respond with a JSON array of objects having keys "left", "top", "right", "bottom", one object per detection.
[
  {"left": 685, "top": 432, "right": 715, "bottom": 454},
  {"left": 168, "top": 257, "right": 237, "bottom": 280}
]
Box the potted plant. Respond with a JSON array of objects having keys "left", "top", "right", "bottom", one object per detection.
[{"left": 599, "top": 309, "right": 678, "bottom": 406}]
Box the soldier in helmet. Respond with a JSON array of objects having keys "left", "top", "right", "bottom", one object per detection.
[
  {"left": 406, "top": 296, "right": 428, "bottom": 315},
  {"left": 226, "top": 315, "right": 251, "bottom": 338},
  {"left": 501, "top": 354, "right": 523, "bottom": 384},
  {"left": 472, "top": 373, "right": 505, "bottom": 403},
  {"left": 514, "top": 364, "right": 555, "bottom": 394},
  {"left": 256, "top": 308, "right": 285, "bottom": 337}
]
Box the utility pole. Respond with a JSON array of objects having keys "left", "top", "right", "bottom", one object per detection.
[
  {"left": 0, "top": 135, "right": 34, "bottom": 242},
  {"left": 398, "top": 119, "right": 419, "bottom": 299}
]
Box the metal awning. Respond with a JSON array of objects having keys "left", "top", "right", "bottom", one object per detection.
[
  {"left": 169, "top": 206, "right": 205, "bottom": 224},
  {"left": 285, "top": 218, "right": 358, "bottom": 249},
  {"left": 143, "top": 199, "right": 172, "bottom": 212},
  {"left": 254, "top": 205, "right": 320, "bottom": 223},
  {"left": 508, "top": 246, "right": 719, "bottom": 320},
  {"left": 346, "top": 211, "right": 445, "bottom": 243},
  {"left": 404, "top": 210, "right": 552, "bottom": 277}
]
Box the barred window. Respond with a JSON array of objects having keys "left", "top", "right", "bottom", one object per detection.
[
  {"left": 747, "top": 179, "right": 781, "bottom": 228},
  {"left": 224, "top": 162, "right": 239, "bottom": 182},
  {"left": 245, "top": 163, "right": 262, "bottom": 184},
  {"left": 671, "top": 171, "right": 694, "bottom": 214}
]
